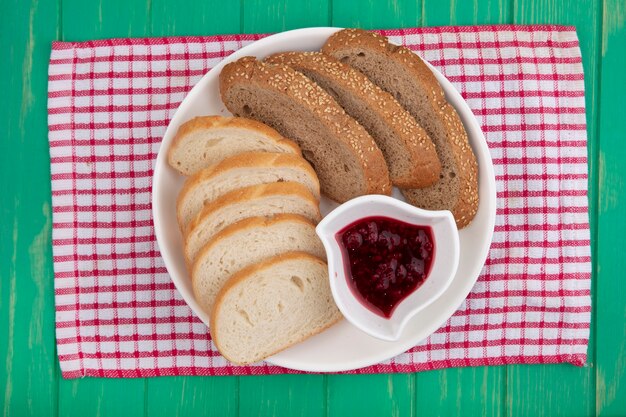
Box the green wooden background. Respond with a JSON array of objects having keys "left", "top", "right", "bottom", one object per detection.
[{"left": 1, "top": 0, "right": 625, "bottom": 415}]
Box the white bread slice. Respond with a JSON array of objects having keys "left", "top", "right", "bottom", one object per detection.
[
  {"left": 219, "top": 56, "right": 392, "bottom": 202},
  {"left": 184, "top": 182, "right": 321, "bottom": 265},
  {"left": 177, "top": 152, "right": 320, "bottom": 232},
  {"left": 192, "top": 214, "right": 325, "bottom": 318},
  {"left": 167, "top": 115, "right": 301, "bottom": 176},
  {"left": 210, "top": 252, "right": 342, "bottom": 364}
]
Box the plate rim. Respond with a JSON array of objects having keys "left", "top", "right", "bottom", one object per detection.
[{"left": 152, "top": 26, "right": 497, "bottom": 372}]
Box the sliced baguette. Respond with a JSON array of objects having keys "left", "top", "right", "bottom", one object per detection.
[
  {"left": 210, "top": 251, "right": 342, "bottom": 364},
  {"left": 322, "top": 29, "right": 479, "bottom": 228},
  {"left": 167, "top": 115, "right": 301, "bottom": 176},
  {"left": 265, "top": 51, "right": 441, "bottom": 188},
  {"left": 184, "top": 182, "right": 321, "bottom": 265},
  {"left": 177, "top": 152, "right": 320, "bottom": 232},
  {"left": 192, "top": 214, "right": 325, "bottom": 318},
  {"left": 219, "top": 56, "right": 392, "bottom": 202}
]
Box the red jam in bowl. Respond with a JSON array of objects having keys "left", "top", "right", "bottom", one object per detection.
[{"left": 336, "top": 216, "right": 434, "bottom": 318}]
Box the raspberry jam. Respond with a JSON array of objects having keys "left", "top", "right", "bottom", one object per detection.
[{"left": 336, "top": 216, "right": 434, "bottom": 318}]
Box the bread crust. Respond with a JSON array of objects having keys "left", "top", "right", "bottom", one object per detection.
[
  {"left": 167, "top": 115, "right": 301, "bottom": 175},
  {"left": 191, "top": 214, "right": 322, "bottom": 321},
  {"left": 176, "top": 151, "right": 321, "bottom": 229},
  {"left": 266, "top": 51, "right": 441, "bottom": 188},
  {"left": 210, "top": 251, "right": 342, "bottom": 364},
  {"left": 219, "top": 56, "right": 392, "bottom": 201},
  {"left": 403, "top": 105, "right": 479, "bottom": 228},
  {"left": 183, "top": 181, "right": 322, "bottom": 265},
  {"left": 190, "top": 213, "right": 318, "bottom": 283},
  {"left": 323, "top": 29, "right": 479, "bottom": 228}
]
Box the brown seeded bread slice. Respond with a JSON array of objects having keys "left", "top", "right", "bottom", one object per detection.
[
  {"left": 210, "top": 251, "right": 342, "bottom": 365},
  {"left": 192, "top": 214, "right": 325, "bottom": 319},
  {"left": 184, "top": 181, "right": 321, "bottom": 266},
  {"left": 176, "top": 151, "right": 320, "bottom": 232},
  {"left": 265, "top": 51, "right": 441, "bottom": 188},
  {"left": 167, "top": 115, "right": 301, "bottom": 176},
  {"left": 219, "top": 56, "right": 392, "bottom": 202},
  {"left": 322, "top": 29, "right": 479, "bottom": 228}
]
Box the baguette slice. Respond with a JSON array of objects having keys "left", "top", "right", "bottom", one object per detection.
[
  {"left": 177, "top": 152, "right": 320, "bottom": 232},
  {"left": 192, "top": 214, "right": 325, "bottom": 318},
  {"left": 184, "top": 182, "right": 321, "bottom": 265},
  {"left": 323, "top": 29, "right": 479, "bottom": 228},
  {"left": 219, "top": 56, "right": 392, "bottom": 202},
  {"left": 167, "top": 115, "right": 301, "bottom": 176},
  {"left": 210, "top": 252, "right": 342, "bottom": 364},
  {"left": 266, "top": 51, "right": 441, "bottom": 188}
]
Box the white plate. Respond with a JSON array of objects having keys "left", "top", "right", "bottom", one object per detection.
[{"left": 152, "top": 27, "right": 497, "bottom": 372}]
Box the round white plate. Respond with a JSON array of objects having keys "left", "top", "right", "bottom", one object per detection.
[{"left": 152, "top": 27, "right": 496, "bottom": 372}]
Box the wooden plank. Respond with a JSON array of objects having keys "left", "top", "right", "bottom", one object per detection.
[
  {"left": 423, "top": 0, "right": 513, "bottom": 25},
  {"left": 58, "top": 379, "right": 145, "bottom": 417},
  {"left": 239, "top": 375, "right": 326, "bottom": 417},
  {"left": 151, "top": 0, "right": 240, "bottom": 36},
  {"left": 508, "top": 365, "right": 594, "bottom": 417},
  {"left": 145, "top": 2, "right": 240, "bottom": 416},
  {"left": 332, "top": 0, "right": 421, "bottom": 28},
  {"left": 56, "top": 1, "right": 150, "bottom": 416},
  {"left": 239, "top": 374, "right": 326, "bottom": 416},
  {"left": 509, "top": 0, "right": 599, "bottom": 415},
  {"left": 0, "top": 0, "right": 60, "bottom": 416},
  {"left": 595, "top": 0, "right": 626, "bottom": 415},
  {"left": 327, "top": 374, "right": 415, "bottom": 417},
  {"left": 416, "top": 367, "right": 505, "bottom": 417},
  {"left": 242, "top": 0, "right": 329, "bottom": 33},
  {"left": 145, "top": 376, "right": 238, "bottom": 417},
  {"left": 416, "top": 1, "right": 511, "bottom": 415},
  {"left": 61, "top": 0, "right": 149, "bottom": 41}
]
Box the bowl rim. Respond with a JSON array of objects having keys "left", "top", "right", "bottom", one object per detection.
[{"left": 316, "top": 195, "right": 461, "bottom": 341}]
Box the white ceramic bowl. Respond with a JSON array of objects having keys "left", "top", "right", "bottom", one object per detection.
[
  {"left": 153, "top": 27, "right": 497, "bottom": 372},
  {"left": 317, "top": 195, "right": 460, "bottom": 341}
]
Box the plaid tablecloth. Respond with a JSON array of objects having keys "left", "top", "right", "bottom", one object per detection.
[{"left": 48, "top": 25, "right": 592, "bottom": 378}]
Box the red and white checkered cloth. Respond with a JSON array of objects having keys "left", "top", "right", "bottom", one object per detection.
[{"left": 48, "top": 25, "right": 591, "bottom": 378}]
